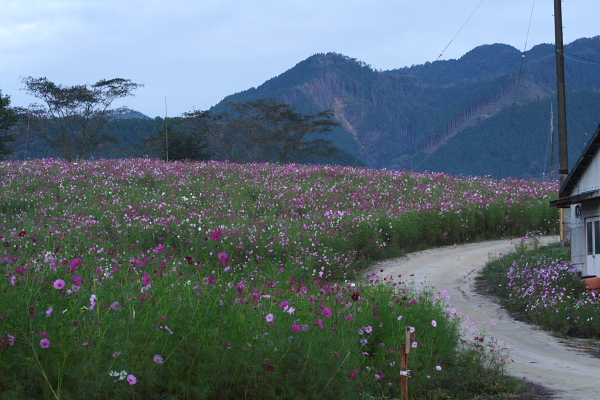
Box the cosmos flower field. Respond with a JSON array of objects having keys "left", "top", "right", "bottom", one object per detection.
[
  {"left": 0, "top": 159, "right": 557, "bottom": 399},
  {"left": 483, "top": 233, "right": 600, "bottom": 339}
]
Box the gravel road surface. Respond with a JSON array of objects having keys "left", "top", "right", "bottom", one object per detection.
[{"left": 373, "top": 237, "right": 600, "bottom": 400}]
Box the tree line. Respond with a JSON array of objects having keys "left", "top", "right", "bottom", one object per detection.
[{"left": 0, "top": 77, "right": 359, "bottom": 166}]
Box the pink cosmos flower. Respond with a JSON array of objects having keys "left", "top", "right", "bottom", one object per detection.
[
  {"left": 436, "top": 366, "right": 442, "bottom": 371},
  {"left": 8, "top": 334, "right": 15, "bottom": 346},
  {"left": 154, "top": 244, "right": 165, "bottom": 254},
  {"left": 53, "top": 279, "right": 66, "bottom": 290},
  {"left": 69, "top": 258, "right": 82, "bottom": 272},
  {"left": 153, "top": 355, "right": 164, "bottom": 363},
  {"left": 322, "top": 307, "right": 332, "bottom": 318},
  {"left": 292, "top": 324, "right": 301, "bottom": 332},
  {"left": 210, "top": 229, "right": 223, "bottom": 241},
  {"left": 346, "top": 314, "right": 354, "bottom": 321},
  {"left": 127, "top": 374, "right": 137, "bottom": 385},
  {"left": 431, "top": 320, "right": 437, "bottom": 327},
  {"left": 40, "top": 338, "right": 50, "bottom": 348},
  {"left": 266, "top": 313, "right": 274, "bottom": 323},
  {"left": 411, "top": 342, "right": 418, "bottom": 348},
  {"left": 218, "top": 252, "right": 230, "bottom": 265},
  {"left": 365, "top": 326, "right": 373, "bottom": 333},
  {"left": 46, "top": 307, "right": 54, "bottom": 317},
  {"left": 142, "top": 273, "right": 152, "bottom": 286},
  {"left": 317, "top": 319, "right": 324, "bottom": 328}
]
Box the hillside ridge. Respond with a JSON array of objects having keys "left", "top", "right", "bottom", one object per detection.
[{"left": 220, "top": 36, "right": 600, "bottom": 178}]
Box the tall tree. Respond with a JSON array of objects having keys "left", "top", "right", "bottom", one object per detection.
[
  {"left": 0, "top": 90, "right": 18, "bottom": 160},
  {"left": 184, "top": 98, "right": 340, "bottom": 164},
  {"left": 140, "top": 117, "right": 212, "bottom": 161},
  {"left": 21, "top": 77, "right": 142, "bottom": 161}
]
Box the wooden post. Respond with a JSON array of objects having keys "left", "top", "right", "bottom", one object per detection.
[{"left": 400, "top": 326, "right": 411, "bottom": 400}]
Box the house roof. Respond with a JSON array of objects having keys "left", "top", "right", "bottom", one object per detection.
[{"left": 550, "top": 123, "right": 600, "bottom": 208}]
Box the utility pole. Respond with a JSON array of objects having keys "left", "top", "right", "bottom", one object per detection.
[
  {"left": 554, "top": 0, "right": 568, "bottom": 186},
  {"left": 165, "top": 97, "right": 169, "bottom": 162},
  {"left": 554, "top": 0, "right": 570, "bottom": 246},
  {"left": 551, "top": 103, "right": 555, "bottom": 181}
]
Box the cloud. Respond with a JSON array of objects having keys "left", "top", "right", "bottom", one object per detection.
[{"left": 1, "top": 0, "right": 598, "bottom": 117}]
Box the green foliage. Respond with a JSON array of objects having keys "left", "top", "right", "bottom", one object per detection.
[
  {"left": 0, "top": 90, "right": 18, "bottom": 160},
  {"left": 184, "top": 98, "right": 343, "bottom": 164},
  {"left": 20, "top": 77, "right": 142, "bottom": 161},
  {"left": 140, "top": 118, "right": 212, "bottom": 161}
]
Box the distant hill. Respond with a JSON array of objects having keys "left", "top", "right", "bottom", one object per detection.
[
  {"left": 218, "top": 36, "right": 600, "bottom": 178},
  {"left": 111, "top": 110, "right": 151, "bottom": 120}
]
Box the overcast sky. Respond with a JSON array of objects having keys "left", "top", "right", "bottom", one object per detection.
[{"left": 1, "top": 0, "right": 598, "bottom": 118}]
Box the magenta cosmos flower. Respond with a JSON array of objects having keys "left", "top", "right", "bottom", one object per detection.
[
  {"left": 154, "top": 244, "right": 165, "bottom": 254},
  {"left": 210, "top": 229, "right": 223, "bottom": 241},
  {"left": 53, "top": 279, "right": 66, "bottom": 290},
  {"left": 217, "top": 252, "right": 229, "bottom": 265},
  {"left": 322, "top": 307, "right": 332, "bottom": 318},
  {"left": 291, "top": 324, "right": 301, "bottom": 332}
]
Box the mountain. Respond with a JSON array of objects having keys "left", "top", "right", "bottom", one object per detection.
[{"left": 218, "top": 36, "right": 600, "bottom": 178}]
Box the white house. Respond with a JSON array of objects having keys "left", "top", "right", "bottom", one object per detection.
[{"left": 551, "top": 124, "right": 600, "bottom": 277}]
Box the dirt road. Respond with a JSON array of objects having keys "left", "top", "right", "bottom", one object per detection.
[{"left": 373, "top": 238, "right": 600, "bottom": 400}]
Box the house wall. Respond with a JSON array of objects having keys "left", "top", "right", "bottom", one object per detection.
[
  {"left": 570, "top": 203, "right": 585, "bottom": 272},
  {"left": 570, "top": 198, "right": 600, "bottom": 275},
  {"left": 568, "top": 146, "right": 600, "bottom": 275},
  {"left": 573, "top": 152, "right": 600, "bottom": 196}
]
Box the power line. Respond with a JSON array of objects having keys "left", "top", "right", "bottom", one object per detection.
[
  {"left": 560, "top": 51, "right": 600, "bottom": 65},
  {"left": 496, "top": 0, "right": 537, "bottom": 180},
  {"left": 351, "top": 0, "right": 486, "bottom": 167}
]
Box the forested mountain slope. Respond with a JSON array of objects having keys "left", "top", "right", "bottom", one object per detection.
[{"left": 219, "top": 36, "right": 600, "bottom": 178}]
